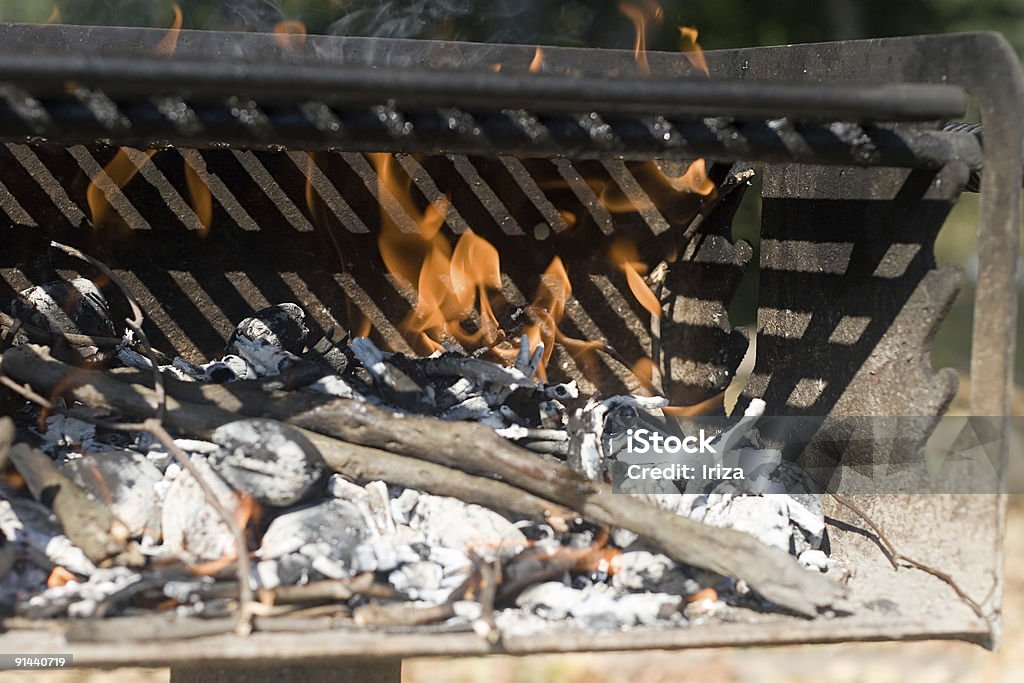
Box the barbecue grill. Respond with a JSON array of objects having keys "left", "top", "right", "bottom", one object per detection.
[{"left": 0, "top": 22, "right": 1019, "bottom": 681}]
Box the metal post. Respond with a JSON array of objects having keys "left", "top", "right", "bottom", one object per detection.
[{"left": 169, "top": 659, "right": 402, "bottom": 683}]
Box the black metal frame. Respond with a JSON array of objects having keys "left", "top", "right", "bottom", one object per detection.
[{"left": 0, "top": 26, "right": 1019, "bottom": 659}]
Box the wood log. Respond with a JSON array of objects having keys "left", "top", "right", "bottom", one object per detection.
[
  {"left": 1, "top": 345, "right": 845, "bottom": 615},
  {"left": 7, "top": 442, "right": 141, "bottom": 567}
]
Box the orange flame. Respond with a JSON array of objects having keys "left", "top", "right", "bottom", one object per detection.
[
  {"left": 609, "top": 240, "right": 661, "bottom": 318},
  {"left": 154, "top": 4, "right": 183, "bottom": 57},
  {"left": 373, "top": 153, "right": 506, "bottom": 354},
  {"left": 87, "top": 149, "right": 155, "bottom": 228},
  {"left": 631, "top": 357, "right": 661, "bottom": 394},
  {"left": 529, "top": 47, "right": 545, "bottom": 73},
  {"left": 619, "top": 1, "right": 662, "bottom": 74},
  {"left": 45, "top": 6, "right": 60, "bottom": 24},
  {"left": 183, "top": 160, "right": 213, "bottom": 236},
  {"left": 656, "top": 158, "right": 715, "bottom": 196},
  {"left": 372, "top": 153, "right": 597, "bottom": 376},
  {"left": 679, "top": 26, "right": 708, "bottom": 76},
  {"left": 47, "top": 565, "right": 77, "bottom": 588},
  {"left": 273, "top": 19, "right": 307, "bottom": 52},
  {"left": 190, "top": 493, "right": 258, "bottom": 576}
]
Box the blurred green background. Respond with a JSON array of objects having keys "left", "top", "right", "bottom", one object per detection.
[
  {"left": 1, "top": 0, "right": 1022, "bottom": 389},
  {"left": 1, "top": 0, "right": 1023, "bottom": 53}
]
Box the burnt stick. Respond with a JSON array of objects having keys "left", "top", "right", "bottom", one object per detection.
[
  {"left": 0, "top": 346, "right": 574, "bottom": 531},
  {"left": 7, "top": 443, "right": 141, "bottom": 567},
  {"left": 1, "top": 345, "right": 845, "bottom": 616}
]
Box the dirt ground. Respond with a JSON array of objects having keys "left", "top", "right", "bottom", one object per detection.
[{"left": 5, "top": 496, "right": 1020, "bottom": 683}]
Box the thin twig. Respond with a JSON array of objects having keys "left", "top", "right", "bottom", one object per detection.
[
  {"left": 828, "top": 493, "right": 990, "bottom": 624},
  {"left": 1, "top": 311, "right": 127, "bottom": 351},
  {"left": 145, "top": 418, "right": 255, "bottom": 635}
]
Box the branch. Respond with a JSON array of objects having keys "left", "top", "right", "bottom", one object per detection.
[{"left": 2, "top": 345, "right": 845, "bottom": 616}]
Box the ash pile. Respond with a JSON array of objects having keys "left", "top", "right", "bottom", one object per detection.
[{"left": 0, "top": 280, "right": 847, "bottom": 642}]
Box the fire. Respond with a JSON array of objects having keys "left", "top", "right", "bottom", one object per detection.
[
  {"left": 87, "top": 148, "right": 155, "bottom": 229},
  {"left": 45, "top": 6, "right": 60, "bottom": 24},
  {"left": 372, "top": 151, "right": 600, "bottom": 375},
  {"left": 529, "top": 47, "right": 544, "bottom": 73},
  {"left": 524, "top": 257, "right": 603, "bottom": 381},
  {"left": 670, "top": 158, "right": 715, "bottom": 196},
  {"left": 619, "top": 1, "right": 663, "bottom": 74},
  {"left": 183, "top": 160, "right": 213, "bottom": 236},
  {"left": 373, "top": 153, "right": 505, "bottom": 354},
  {"left": 679, "top": 26, "right": 709, "bottom": 76},
  {"left": 47, "top": 565, "right": 77, "bottom": 588},
  {"left": 154, "top": 3, "right": 183, "bottom": 57},
  {"left": 273, "top": 20, "right": 307, "bottom": 52},
  {"left": 190, "top": 493, "right": 258, "bottom": 576},
  {"left": 609, "top": 240, "right": 660, "bottom": 318},
  {"left": 632, "top": 357, "right": 661, "bottom": 394}
]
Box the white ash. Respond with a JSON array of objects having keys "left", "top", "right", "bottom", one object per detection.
[
  {"left": 161, "top": 458, "right": 244, "bottom": 563},
  {"left": 389, "top": 561, "right": 444, "bottom": 599},
  {"left": 512, "top": 581, "right": 684, "bottom": 630},
  {"left": 208, "top": 419, "right": 325, "bottom": 507},
  {"left": 306, "top": 374, "right": 360, "bottom": 399},
  {"left": 256, "top": 498, "right": 368, "bottom": 566},
  {"left": 700, "top": 494, "right": 792, "bottom": 554},
  {"left": 256, "top": 553, "right": 316, "bottom": 590},
  {"left": 389, "top": 488, "right": 420, "bottom": 525},
  {"left": 408, "top": 494, "right": 527, "bottom": 562},
  {"left": 61, "top": 450, "right": 164, "bottom": 541},
  {"left": 799, "top": 549, "right": 830, "bottom": 572},
  {"left": 228, "top": 303, "right": 310, "bottom": 356},
  {"left": 610, "top": 550, "right": 702, "bottom": 596},
  {"left": 12, "top": 278, "right": 116, "bottom": 354},
  {"left": 0, "top": 498, "right": 95, "bottom": 576},
  {"left": 23, "top": 566, "right": 141, "bottom": 619}
]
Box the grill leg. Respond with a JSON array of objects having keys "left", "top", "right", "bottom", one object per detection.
[{"left": 169, "top": 659, "right": 402, "bottom": 682}]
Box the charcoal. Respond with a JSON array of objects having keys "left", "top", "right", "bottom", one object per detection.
[
  {"left": 306, "top": 374, "right": 360, "bottom": 399},
  {"left": 514, "top": 581, "right": 683, "bottom": 628},
  {"left": 208, "top": 419, "right": 325, "bottom": 507},
  {"left": 61, "top": 449, "right": 163, "bottom": 540},
  {"left": 567, "top": 401, "right": 607, "bottom": 480},
  {"left": 160, "top": 459, "right": 242, "bottom": 563},
  {"left": 389, "top": 488, "right": 420, "bottom": 525},
  {"left": 227, "top": 303, "right": 310, "bottom": 357},
  {"left": 409, "top": 494, "right": 527, "bottom": 561},
  {"left": 0, "top": 529, "right": 14, "bottom": 580},
  {"left": 21, "top": 566, "right": 141, "bottom": 619},
  {"left": 203, "top": 355, "right": 256, "bottom": 383},
  {"left": 798, "top": 549, "right": 830, "bottom": 572},
  {"left": 351, "top": 338, "right": 435, "bottom": 412},
  {"left": 228, "top": 334, "right": 300, "bottom": 377},
  {"left": 39, "top": 414, "right": 97, "bottom": 454},
  {"left": 256, "top": 499, "right": 368, "bottom": 567},
  {"left": 699, "top": 494, "right": 792, "bottom": 553},
  {"left": 388, "top": 560, "right": 444, "bottom": 599},
  {"left": 256, "top": 553, "right": 314, "bottom": 589},
  {"left": 610, "top": 550, "right": 702, "bottom": 596},
  {"left": 0, "top": 497, "right": 95, "bottom": 576},
  {"left": 12, "top": 278, "right": 116, "bottom": 344},
  {"left": 785, "top": 494, "right": 826, "bottom": 552}
]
